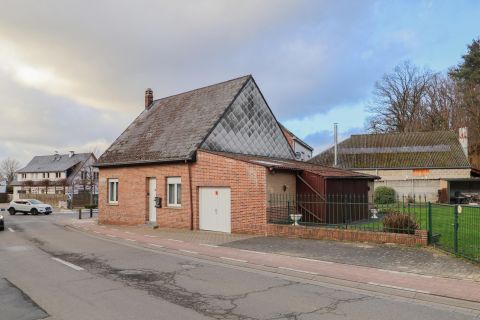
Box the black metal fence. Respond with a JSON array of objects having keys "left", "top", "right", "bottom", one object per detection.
[{"left": 267, "top": 193, "right": 428, "bottom": 234}]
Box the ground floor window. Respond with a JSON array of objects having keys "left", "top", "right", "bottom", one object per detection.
[
  {"left": 108, "top": 179, "right": 118, "bottom": 204},
  {"left": 167, "top": 177, "right": 181, "bottom": 207}
]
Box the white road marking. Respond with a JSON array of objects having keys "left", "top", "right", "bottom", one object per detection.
[
  {"left": 125, "top": 231, "right": 133, "bottom": 234},
  {"left": 106, "top": 234, "right": 117, "bottom": 238},
  {"left": 144, "top": 235, "right": 157, "bottom": 238},
  {"left": 239, "top": 249, "right": 267, "bottom": 255},
  {"left": 220, "top": 257, "right": 247, "bottom": 263},
  {"left": 94, "top": 231, "right": 101, "bottom": 234},
  {"left": 8, "top": 227, "right": 15, "bottom": 233},
  {"left": 125, "top": 239, "right": 137, "bottom": 242},
  {"left": 298, "top": 257, "right": 334, "bottom": 264},
  {"left": 167, "top": 238, "right": 183, "bottom": 242},
  {"left": 179, "top": 249, "right": 198, "bottom": 254},
  {"left": 378, "top": 269, "right": 433, "bottom": 278},
  {"left": 368, "top": 282, "right": 430, "bottom": 294},
  {"left": 149, "top": 243, "right": 164, "bottom": 248},
  {"left": 278, "top": 267, "right": 318, "bottom": 275},
  {"left": 51, "top": 257, "right": 84, "bottom": 271},
  {"left": 200, "top": 243, "right": 219, "bottom": 248}
]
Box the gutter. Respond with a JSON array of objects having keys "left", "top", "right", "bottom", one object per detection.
[{"left": 94, "top": 157, "right": 192, "bottom": 168}]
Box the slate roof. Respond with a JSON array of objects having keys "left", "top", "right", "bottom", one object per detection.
[
  {"left": 310, "top": 131, "right": 470, "bottom": 169},
  {"left": 17, "top": 153, "right": 92, "bottom": 173},
  {"left": 97, "top": 75, "right": 251, "bottom": 166},
  {"left": 204, "top": 150, "right": 377, "bottom": 179}
]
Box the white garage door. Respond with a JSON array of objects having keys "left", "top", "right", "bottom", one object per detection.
[{"left": 199, "top": 187, "right": 231, "bottom": 233}]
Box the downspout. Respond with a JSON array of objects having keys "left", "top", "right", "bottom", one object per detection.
[{"left": 187, "top": 161, "right": 194, "bottom": 230}]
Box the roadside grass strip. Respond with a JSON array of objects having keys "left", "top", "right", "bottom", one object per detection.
[
  {"left": 368, "top": 282, "right": 430, "bottom": 294},
  {"left": 52, "top": 257, "right": 84, "bottom": 271},
  {"left": 278, "top": 267, "right": 318, "bottom": 275}
]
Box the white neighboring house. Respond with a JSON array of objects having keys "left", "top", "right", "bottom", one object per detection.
[
  {"left": 280, "top": 124, "right": 314, "bottom": 161},
  {"left": 11, "top": 151, "right": 98, "bottom": 200},
  {"left": 0, "top": 179, "right": 6, "bottom": 193}
]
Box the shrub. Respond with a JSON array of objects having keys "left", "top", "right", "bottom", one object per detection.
[
  {"left": 382, "top": 210, "right": 419, "bottom": 234},
  {"left": 374, "top": 186, "right": 396, "bottom": 204},
  {"left": 85, "top": 204, "right": 98, "bottom": 209}
]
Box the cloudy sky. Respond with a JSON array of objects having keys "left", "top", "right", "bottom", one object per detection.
[{"left": 0, "top": 0, "right": 479, "bottom": 166}]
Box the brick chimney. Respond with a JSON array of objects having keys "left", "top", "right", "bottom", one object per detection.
[
  {"left": 145, "top": 88, "right": 153, "bottom": 108},
  {"left": 459, "top": 127, "right": 468, "bottom": 158}
]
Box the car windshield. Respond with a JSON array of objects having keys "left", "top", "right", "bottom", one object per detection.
[{"left": 29, "top": 200, "right": 43, "bottom": 204}]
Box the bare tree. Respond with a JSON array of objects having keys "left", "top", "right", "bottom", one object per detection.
[
  {"left": 22, "top": 180, "right": 34, "bottom": 194},
  {"left": 0, "top": 158, "right": 20, "bottom": 184},
  {"left": 367, "top": 61, "right": 432, "bottom": 133}
]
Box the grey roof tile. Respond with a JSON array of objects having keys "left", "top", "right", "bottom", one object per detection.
[
  {"left": 17, "top": 153, "right": 92, "bottom": 173},
  {"left": 97, "top": 75, "right": 251, "bottom": 166}
]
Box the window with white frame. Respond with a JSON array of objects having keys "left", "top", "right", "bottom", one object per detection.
[
  {"left": 167, "top": 177, "right": 181, "bottom": 207},
  {"left": 55, "top": 172, "right": 61, "bottom": 178},
  {"left": 108, "top": 179, "right": 119, "bottom": 204}
]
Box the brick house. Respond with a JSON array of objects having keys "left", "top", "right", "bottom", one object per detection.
[
  {"left": 11, "top": 151, "right": 98, "bottom": 200},
  {"left": 310, "top": 130, "right": 480, "bottom": 203},
  {"left": 96, "top": 75, "right": 375, "bottom": 234}
]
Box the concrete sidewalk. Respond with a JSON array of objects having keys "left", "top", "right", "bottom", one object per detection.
[{"left": 66, "top": 219, "right": 480, "bottom": 306}]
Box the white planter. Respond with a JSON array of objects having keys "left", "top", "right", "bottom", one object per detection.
[{"left": 290, "top": 213, "right": 302, "bottom": 226}]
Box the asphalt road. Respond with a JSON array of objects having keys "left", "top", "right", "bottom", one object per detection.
[{"left": 0, "top": 212, "right": 479, "bottom": 320}]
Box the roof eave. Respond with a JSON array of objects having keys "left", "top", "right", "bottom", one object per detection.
[{"left": 95, "top": 157, "right": 193, "bottom": 168}]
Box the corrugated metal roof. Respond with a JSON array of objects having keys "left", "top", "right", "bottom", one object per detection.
[
  {"left": 310, "top": 131, "right": 470, "bottom": 169},
  {"left": 17, "top": 153, "right": 92, "bottom": 173},
  {"left": 203, "top": 150, "right": 377, "bottom": 179}
]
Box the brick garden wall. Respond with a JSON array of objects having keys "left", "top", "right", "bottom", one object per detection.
[{"left": 266, "top": 224, "right": 428, "bottom": 246}]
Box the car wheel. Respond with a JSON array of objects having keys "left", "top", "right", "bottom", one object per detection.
[
  {"left": 44, "top": 212, "right": 50, "bottom": 215},
  {"left": 31, "top": 209, "right": 38, "bottom": 216},
  {"left": 8, "top": 208, "right": 16, "bottom": 215}
]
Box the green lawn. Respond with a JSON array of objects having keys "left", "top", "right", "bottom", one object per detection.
[{"left": 347, "top": 202, "right": 480, "bottom": 262}]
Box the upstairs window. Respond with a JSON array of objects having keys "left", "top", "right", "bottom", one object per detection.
[
  {"left": 167, "top": 177, "right": 181, "bottom": 207},
  {"left": 55, "top": 172, "right": 61, "bottom": 178},
  {"left": 108, "top": 179, "right": 119, "bottom": 204}
]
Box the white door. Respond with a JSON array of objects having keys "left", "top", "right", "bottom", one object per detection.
[
  {"left": 199, "top": 187, "right": 231, "bottom": 233},
  {"left": 148, "top": 178, "right": 157, "bottom": 222}
]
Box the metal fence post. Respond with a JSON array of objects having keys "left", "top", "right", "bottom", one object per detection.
[
  {"left": 90, "top": 208, "right": 93, "bottom": 218},
  {"left": 454, "top": 205, "right": 459, "bottom": 256},
  {"left": 78, "top": 208, "right": 82, "bottom": 220},
  {"left": 427, "top": 202, "right": 432, "bottom": 244}
]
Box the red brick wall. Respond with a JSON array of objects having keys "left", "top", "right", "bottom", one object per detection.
[
  {"left": 191, "top": 151, "right": 267, "bottom": 234},
  {"left": 98, "top": 151, "right": 268, "bottom": 233},
  {"left": 98, "top": 164, "right": 192, "bottom": 227},
  {"left": 266, "top": 224, "right": 428, "bottom": 246}
]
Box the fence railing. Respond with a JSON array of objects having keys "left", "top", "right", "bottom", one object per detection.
[
  {"left": 429, "top": 203, "right": 480, "bottom": 263},
  {"left": 267, "top": 193, "right": 429, "bottom": 234}
]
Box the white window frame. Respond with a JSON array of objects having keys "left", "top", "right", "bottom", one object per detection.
[
  {"left": 108, "top": 178, "right": 119, "bottom": 204},
  {"left": 56, "top": 172, "right": 61, "bottom": 178},
  {"left": 167, "top": 177, "right": 181, "bottom": 207}
]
